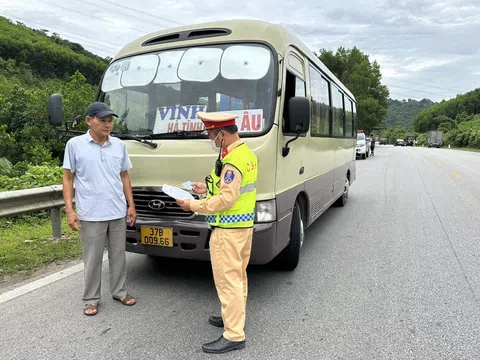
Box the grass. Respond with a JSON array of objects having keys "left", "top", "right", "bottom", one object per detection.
[{"left": 0, "top": 210, "right": 82, "bottom": 279}]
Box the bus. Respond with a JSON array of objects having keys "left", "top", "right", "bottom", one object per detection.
[{"left": 48, "top": 19, "right": 357, "bottom": 271}]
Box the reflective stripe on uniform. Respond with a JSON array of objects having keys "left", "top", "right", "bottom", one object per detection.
[
  {"left": 205, "top": 212, "right": 255, "bottom": 224},
  {"left": 205, "top": 215, "right": 216, "bottom": 223},
  {"left": 220, "top": 212, "right": 255, "bottom": 223},
  {"left": 239, "top": 182, "right": 256, "bottom": 195}
]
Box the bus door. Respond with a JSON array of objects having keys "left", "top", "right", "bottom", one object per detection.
[{"left": 275, "top": 49, "right": 308, "bottom": 246}]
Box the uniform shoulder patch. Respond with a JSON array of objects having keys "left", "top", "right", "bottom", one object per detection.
[{"left": 224, "top": 170, "right": 235, "bottom": 184}]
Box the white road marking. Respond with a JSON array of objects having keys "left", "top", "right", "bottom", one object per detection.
[{"left": 0, "top": 253, "right": 108, "bottom": 305}]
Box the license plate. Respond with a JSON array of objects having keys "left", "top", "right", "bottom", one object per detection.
[{"left": 140, "top": 226, "right": 173, "bottom": 247}]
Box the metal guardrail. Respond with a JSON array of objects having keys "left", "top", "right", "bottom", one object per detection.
[{"left": 0, "top": 185, "right": 69, "bottom": 238}]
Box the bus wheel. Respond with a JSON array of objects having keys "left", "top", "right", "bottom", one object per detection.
[
  {"left": 275, "top": 200, "right": 303, "bottom": 271},
  {"left": 334, "top": 177, "right": 349, "bottom": 207}
]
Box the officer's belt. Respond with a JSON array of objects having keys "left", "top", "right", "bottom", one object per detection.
[{"left": 239, "top": 182, "right": 256, "bottom": 195}]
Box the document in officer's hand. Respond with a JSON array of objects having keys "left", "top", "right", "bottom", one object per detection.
[
  {"left": 162, "top": 184, "right": 194, "bottom": 201},
  {"left": 182, "top": 181, "right": 193, "bottom": 190}
]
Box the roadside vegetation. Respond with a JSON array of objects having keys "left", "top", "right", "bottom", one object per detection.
[{"left": 375, "top": 90, "right": 480, "bottom": 147}]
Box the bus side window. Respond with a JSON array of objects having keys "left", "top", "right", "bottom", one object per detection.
[{"left": 283, "top": 70, "right": 306, "bottom": 133}]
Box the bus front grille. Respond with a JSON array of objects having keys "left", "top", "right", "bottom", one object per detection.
[{"left": 132, "top": 187, "right": 196, "bottom": 219}]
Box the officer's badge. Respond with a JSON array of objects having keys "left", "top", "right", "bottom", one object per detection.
[{"left": 224, "top": 170, "right": 235, "bottom": 184}]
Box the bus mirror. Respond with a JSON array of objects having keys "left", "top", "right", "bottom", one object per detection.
[
  {"left": 48, "top": 93, "right": 63, "bottom": 127},
  {"left": 282, "top": 97, "right": 310, "bottom": 157},
  {"left": 287, "top": 96, "right": 310, "bottom": 134}
]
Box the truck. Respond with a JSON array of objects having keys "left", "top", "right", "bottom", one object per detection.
[{"left": 428, "top": 130, "right": 443, "bottom": 148}]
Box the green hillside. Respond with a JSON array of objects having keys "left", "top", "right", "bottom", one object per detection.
[
  {"left": 384, "top": 98, "right": 437, "bottom": 128},
  {"left": 412, "top": 88, "right": 480, "bottom": 148},
  {"left": 0, "top": 16, "right": 108, "bottom": 85},
  {"left": 0, "top": 16, "right": 107, "bottom": 189}
]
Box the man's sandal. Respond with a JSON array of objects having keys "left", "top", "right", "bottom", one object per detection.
[
  {"left": 83, "top": 303, "right": 98, "bottom": 316},
  {"left": 113, "top": 294, "right": 136, "bottom": 306}
]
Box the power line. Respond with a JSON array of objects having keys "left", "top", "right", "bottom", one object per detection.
[
  {"left": 6, "top": 14, "right": 123, "bottom": 50},
  {"left": 389, "top": 92, "right": 438, "bottom": 101},
  {"left": 31, "top": 0, "right": 152, "bottom": 35},
  {"left": 384, "top": 76, "right": 463, "bottom": 93},
  {"left": 389, "top": 93, "right": 426, "bottom": 100},
  {"left": 100, "top": 0, "right": 185, "bottom": 27},
  {"left": 386, "top": 84, "right": 448, "bottom": 97},
  {"left": 71, "top": 0, "right": 184, "bottom": 29}
]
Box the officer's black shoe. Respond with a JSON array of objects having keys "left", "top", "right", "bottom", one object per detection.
[
  {"left": 208, "top": 316, "right": 224, "bottom": 327},
  {"left": 202, "top": 335, "right": 245, "bottom": 354}
]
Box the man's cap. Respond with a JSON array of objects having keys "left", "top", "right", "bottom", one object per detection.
[
  {"left": 86, "top": 102, "right": 118, "bottom": 118},
  {"left": 196, "top": 111, "right": 238, "bottom": 130}
]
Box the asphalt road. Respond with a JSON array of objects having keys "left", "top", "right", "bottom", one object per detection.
[{"left": 1, "top": 145, "right": 480, "bottom": 360}]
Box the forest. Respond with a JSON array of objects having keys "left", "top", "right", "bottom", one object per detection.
[
  {"left": 377, "top": 90, "right": 480, "bottom": 147},
  {"left": 0, "top": 16, "right": 108, "bottom": 191},
  {"left": 384, "top": 98, "right": 437, "bottom": 128}
]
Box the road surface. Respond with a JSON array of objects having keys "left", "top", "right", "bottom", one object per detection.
[{"left": 1, "top": 145, "right": 479, "bottom": 359}]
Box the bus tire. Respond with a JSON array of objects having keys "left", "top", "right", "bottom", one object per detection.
[
  {"left": 275, "top": 200, "right": 303, "bottom": 271},
  {"left": 334, "top": 176, "right": 349, "bottom": 207}
]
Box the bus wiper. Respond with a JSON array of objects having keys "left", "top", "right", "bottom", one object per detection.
[
  {"left": 149, "top": 130, "right": 207, "bottom": 138},
  {"left": 112, "top": 133, "right": 158, "bottom": 148}
]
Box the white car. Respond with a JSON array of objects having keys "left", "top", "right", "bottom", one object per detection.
[{"left": 356, "top": 132, "right": 370, "bottom": 159}]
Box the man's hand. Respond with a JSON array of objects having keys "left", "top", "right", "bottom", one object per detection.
[
  {"left": 127, "top": 206, "right": 137, "bottom": 227},
  {"left": 67, "top": 210, "right": 80, "bottom": 231},
  {"left": 176, "top": 199, "right": 192, "bottom": 211},
  {"left": 191, "top": 182, "right": 207, "bottom": 195}
]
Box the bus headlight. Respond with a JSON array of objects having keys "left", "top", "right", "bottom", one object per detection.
[{"left": 255, "top": 200, "right": 276, "bottom": 223}]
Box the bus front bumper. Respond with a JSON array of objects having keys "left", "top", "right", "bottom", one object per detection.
[{"left": 126, "top": 218, "right": 277, "bottom": 265}]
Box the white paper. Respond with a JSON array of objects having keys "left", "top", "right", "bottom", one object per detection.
[{"left": 162, "top": 184, "right": 194, "bottom": 200}]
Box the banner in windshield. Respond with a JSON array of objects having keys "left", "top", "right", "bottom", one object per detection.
[{"left": 153, "top": 105, "right": 264, "bottom": 134}]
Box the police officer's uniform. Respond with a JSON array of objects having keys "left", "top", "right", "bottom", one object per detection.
[{"left": 189, "top": 111, "right": 258, "bottom": 354}]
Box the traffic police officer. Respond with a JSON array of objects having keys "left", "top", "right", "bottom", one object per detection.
[{"left": 176, "top": 111, "right": 258, "bottom": 354}]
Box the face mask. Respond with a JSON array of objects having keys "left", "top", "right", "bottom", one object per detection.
[
  {"left": 210, "top": 140, "right": 220, "bottom": 152},
  {"left": 210, "top": 131, "right": 222, "bottom": 152}
]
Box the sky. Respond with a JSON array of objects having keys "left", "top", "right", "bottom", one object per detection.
[{"left": 2, "top": 0, "right": 480, "bottom": 102}]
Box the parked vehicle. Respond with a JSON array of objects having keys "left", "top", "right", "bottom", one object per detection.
[
  {"left": 405, "top": 135, "right": 416, "bottom": 146},
  {"left": 356, "top": 130, "right": 370, "bottom": 159},
  {"left": 379, "top": 138, "right": 387, "bottom": 145},
  {"left": 394, "top": 139, "right": 405, "bottom": 146},
  {"left": 428, "top": 130, "right": 443, "bottom": 148}
]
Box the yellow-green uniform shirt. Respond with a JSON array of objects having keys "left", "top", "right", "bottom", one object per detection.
[{"left": 190, "top": 140, "right": 244, "bottom": 215}]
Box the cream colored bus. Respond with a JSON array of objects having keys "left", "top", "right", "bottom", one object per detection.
[{"left": 49, "top": 19, "right": 357, "bottom": 270}]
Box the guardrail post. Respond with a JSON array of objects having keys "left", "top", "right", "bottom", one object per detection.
[{"left": 51, "top": 207, "right": 62, "bottom": 239}]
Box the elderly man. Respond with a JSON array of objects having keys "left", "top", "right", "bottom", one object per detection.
[{"left": 63, "top": 102, "right": 137, "bottom": 316}]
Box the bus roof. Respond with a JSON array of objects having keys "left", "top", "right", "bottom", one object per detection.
[{"left": 112, "top": 19, "right": 356, "bottom": 101}]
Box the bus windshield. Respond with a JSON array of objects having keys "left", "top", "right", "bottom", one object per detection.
[{"left": 99, "top": 43, "right": 276, "bottom": 138}]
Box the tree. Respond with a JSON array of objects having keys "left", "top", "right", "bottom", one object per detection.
[
  {"left": 413, "top": 88, "right": 480, "bottom": 132},
  {"left": 0, "top": 16, "right": 108, "bottom": 84},
  {"left": 316, "top": 46, "right": 390, "bottom": 132}
]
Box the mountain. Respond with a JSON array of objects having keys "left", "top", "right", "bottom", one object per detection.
[
  {"left": 0, "top": 16, "right": 108, "bottom": 85},
  {"left": 0, "top": 16, "right": 106, "bottom": 167},
  {"left": 384, "top": 98, "right": 437, "bottom": 128},
  {"left": 413, "top": 88, "right": 480, "bottom": 132}
]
